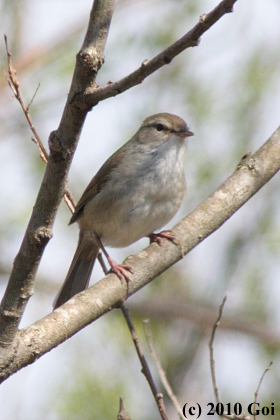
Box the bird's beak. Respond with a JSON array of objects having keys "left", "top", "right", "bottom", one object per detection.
[{"left": 178, "top": 130, "right": 194, "bottom": 138}]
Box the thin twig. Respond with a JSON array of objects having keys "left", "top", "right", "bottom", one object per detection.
[
  {"left": 209, "top": 296, "right": 234, "bottom": 420},
  {"left": 209, "top": 296, "right": 250, "bottom": 420},
  {"left": 144, "top": 320, "right": 184, "bottom": 420},
  {"left": 253, "top": 361, "right": 273, "bottom": 420},
  {"left": 26, "top": 82, "right": 40, "bottom": 112},
  {"left": 121, "top": 305, "right": 169, "bottom": 420},
  {"left": 4, "top": 34, "right": 76, "bottom": 212},
  {"left": 117, "top": 397, "right": 131, "bottom": 420},
  {"left": 64, "top": 187, "right": 76, "bottom": 214},
  {"left": 4, "top": 35, "right": 48, "bottom": 163},
  {"left": 209, "top": 296, "right": 227, "bottom": 406}
]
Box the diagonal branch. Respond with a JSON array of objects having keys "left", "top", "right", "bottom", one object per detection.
[
  {"left": 0, "top": 0, "right": 116, "bottom": 348},
  {"left": 77, "top": 0, "right": 238, "bottom": 108},
  {"left": 1, "top": 124, "right": 279, "bottom": 383}
]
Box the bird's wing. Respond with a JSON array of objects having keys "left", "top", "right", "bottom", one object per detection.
[{"left": 69, "top": 144, "right": 129, "bottom": 225}]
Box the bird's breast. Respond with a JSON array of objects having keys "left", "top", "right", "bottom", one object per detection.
[{"left": 79, "top": 141, "right": 186, "bottom": 247}]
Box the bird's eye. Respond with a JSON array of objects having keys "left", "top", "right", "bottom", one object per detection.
[{"left": 156, "top": 124, "right": 165, "bottom": 131}]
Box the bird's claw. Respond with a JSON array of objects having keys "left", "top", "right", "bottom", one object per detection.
[
  {"left": 148, "top": 229, "right": 179, "bottom": 245},
  {"left": 107, "top": 257, "right": 133, "bottom": 283}
]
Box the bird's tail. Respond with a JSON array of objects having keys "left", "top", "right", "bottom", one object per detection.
[{"left": 53, "top": 233, "right": 99, "bottom": 309}]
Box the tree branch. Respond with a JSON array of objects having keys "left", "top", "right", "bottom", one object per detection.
[
  {"left": 77, "top": 0, "right": 238, "bottom": 109},
  {"left": 1, "top": 125, "right": 279, "bottom": 383},
  {"left": 0, "top": 0, "right": 116, "bottom": 348}
]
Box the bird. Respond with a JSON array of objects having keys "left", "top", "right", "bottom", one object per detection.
[{"left": 53, "top": 113, "right": 194, "bottom": 309}]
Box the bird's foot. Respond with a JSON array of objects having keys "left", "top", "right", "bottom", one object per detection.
[
  {"left": 148, "top": 229, "right": 179, "bottom": 245},
  {"left": 107, "top": 256, "right": 133, "bottom": 283}
]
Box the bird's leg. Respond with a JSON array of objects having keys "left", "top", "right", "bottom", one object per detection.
[
  {"left": 95, "top": 235, "right": 133, "bottom": 283},
  {"left": 148, "top": 229, "right": 179, "bottom": 245}
]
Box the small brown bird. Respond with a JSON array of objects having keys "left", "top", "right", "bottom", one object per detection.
[{"left": 53, "top": 113, "right": 193, "bottom": 309}]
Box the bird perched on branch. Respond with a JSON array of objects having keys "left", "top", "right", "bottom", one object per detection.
[{"left": 53, "top": 113, "right": 194, "bottom": 309}]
